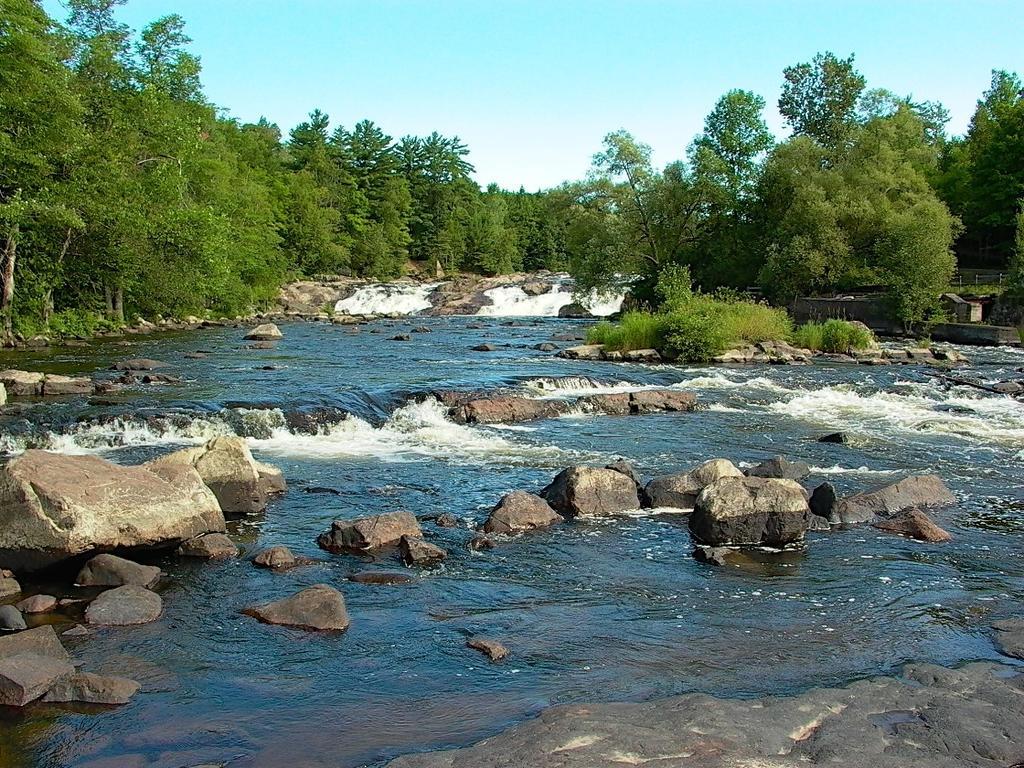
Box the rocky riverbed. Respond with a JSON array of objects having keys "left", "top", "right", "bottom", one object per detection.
[{"left": 0, "top": 313, "right": 1023, "bottom": 768}]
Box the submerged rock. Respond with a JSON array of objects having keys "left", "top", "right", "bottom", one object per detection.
[
  {"left": 643, "top": 459, "right": 743, "bottom": 510},
  {"left": 542, "top": 466, "right": 640, "bottom": 517},
  {"left": 689, "top": 476, "right": 810, "bottom": 547},
  {"left": 872, "top": 509, "right": 952, "bottom": 542},
  {"left": 243, "top": 584, "right": 349, "bottom": 631},
  {"left": 399, "top": 536, "right": 448, "bottom": 566},
  {"left": 434, "top": 512, "right": 461, "bottom": 528},
  {"left": 483, "top": 491, "right": 562, "bottom": 534},
  {"left": 382, "top": 661, "right": 1024, "bottom": 768},
  {"left": 0, "top": 451, "right": 224, "bottom": 572},
  {"left": 42, "top": 672, "right": 141, "bottom": 705},
  {"left": 833, "top": 475, "right": 956, "bottom": 524},
  {"left": 77, "top": 554, "right": 162, "bottom": 589},
  {"left": 317, "top": 511, "right": 423, "bottom": 552},
  {"left": 467, "top": 637, "right": 509, "bottom": 661},
  {"left": 349, "top": 571, "right": 414, "bottom": 585},
  {"left": 110, "top": 358, "right": 170, "bottom": 371},
  {"left": 85, "top": 585, "right": 163, "bottom": 626}
]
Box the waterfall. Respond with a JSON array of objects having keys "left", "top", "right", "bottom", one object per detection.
[
  {"left": 334, "top": 283, "right": 439, "bottom": 316},
  {"left": 476, "top": 284, "right": 624, "bottom": 317}
]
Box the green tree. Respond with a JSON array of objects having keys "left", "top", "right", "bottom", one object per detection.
[{"left": 779, "top": 52, "right": 866, "bottom": 155}]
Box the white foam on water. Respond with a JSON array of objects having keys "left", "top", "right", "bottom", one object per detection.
[
  {"left": 247, "top": 398, "right": 570, "bottom": 465},
  {"left": 477, "top": 285, "right": 624, "bottom": 317},
  {"left": 334, "top": 283, "right": 439, "bottom": 316},
  {"left": 809, "top": 465, "right": 902, "bottom": 476}
]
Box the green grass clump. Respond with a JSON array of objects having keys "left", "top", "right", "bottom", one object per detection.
[
  {"left": 791, "top": 319, "right": 874, "bottom": 352},
  {"left": 586, "top": 312, "right": 668, "bottom": 351}
]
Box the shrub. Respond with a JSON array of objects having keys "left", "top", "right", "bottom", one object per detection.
[
  {"left": 662, "top": 311, "right": 728, "bottom": 362},
  {"left": 791, "top": 319, "right": 874, "bottom": 352}
]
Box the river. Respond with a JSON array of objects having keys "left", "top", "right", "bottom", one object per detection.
[{"left": 1, "top": 291, "right": 1023, "bottom": 768}]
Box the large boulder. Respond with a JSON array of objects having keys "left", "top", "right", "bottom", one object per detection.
[
  {"left": 483, "top": 491, "right": 562, "bottom": 534},
  {"left": 542, "top": 467, "right": 640, "bottom": 517},
  {"left": 243, "top": 584, "right": 349, "bottom": 631},
  {"left": 689, "top": 476, "right": 810, "bottom": 547},
  {"left": 0, "top": 451, "right": 225, "bottom": 572},
  {"left": 244, "top": 323, "right": 283, "bottom": 341},
  {"left": 317, "top": 511, "right": 422, "bottom": 552},
  {"left": 76, "top": 554, "right": 161, "bottom": 589},
  {"left": 0, "top": 626, "right": 69, "bottom": 660},
  {"left": 833, "top": 475, "right": 956, "bottom": 524},
  {"left": 85, "top": 585, "right": 163, "bottom": 626},
  {"left": 643, "top": 459, "right": 743, "bottom": 510},
  {"left": 0, "top": 654, "right": 75, "bottom": 706},
  {"left": 41, "top": 374, "right": 94, "bottom": 396},
  {"left": 746, "top": 456, "right": 811, "bottom": 481},
  {"left": 146, "top": 436, "right": 286, "bottom": 516},
  {"left": 399, "top": 536, "right": 448, "bottom": 566}
]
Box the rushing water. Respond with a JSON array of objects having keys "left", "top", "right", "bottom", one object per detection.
[{"left": 1, "top": 317, "right": 1023, "bottom": 768}]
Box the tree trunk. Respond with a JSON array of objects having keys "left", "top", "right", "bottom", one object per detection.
[
  {"left": 1, "top": 224, "right": 18, "bottom": 346},
  {"left": 105, "top": 285, "right": 114, "bottom": 319},
  {"left": 42, "top": 227, "right": 73, "bottom": 327},
  {"left": 114, "top": 286, "right": 124, "bottom": 323}
]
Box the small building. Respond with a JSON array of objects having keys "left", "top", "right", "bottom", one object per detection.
[{"left": 941, "top": 293, "right": 983, "bottom": 323}]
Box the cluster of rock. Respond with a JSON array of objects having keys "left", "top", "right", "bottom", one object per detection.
[{"left": 441, "top": 389, "right": 697, "bottom": 425}]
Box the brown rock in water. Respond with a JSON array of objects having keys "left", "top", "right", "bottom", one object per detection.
[
  {"left": 253, "top": 545, "right": 303, "bottom": 569},
  {"left": 643, "top": 459, "right": 743, "bottom": 510},
  {"left": 176, "top": 533, "right": 239, "bottom": 558},
  {"left": 434, "top": 512, "right": 461, "bottom": 528},
  {"left": 0, "top": 626, "right": 70, "bottom": 660},
  {"left": 0, "top": 451, "right": 224, "bottom": 572},
  {"left": 399, "top": 536, "right": 448, "bottom": 566},
  {"left": 872, "top": 509, "right": 951, "bottom": 542},
  {"left": 0, "top": 369, "right": 45, "bottom": 396},
  {"left": 689, "top": 476, "right": 810, "bottom": 547},
  {"left": 469, "top": 535, "right": 495, "bottom": 551},
  {"left": 450, "top": 396, "right": 568, "bottom": 425},
  {"left": 244, "top": 323, "right": 283, "bottom": 341},
  {"left": 76, "top": 554, "right": 162, "bottom": 589},
  {"left": 0, "top": 573, "right": 21, "bottom": 599},
  {"left": 15, "top": 594, "right": 57, "bottom": 614},
  {"left": 467, "top": 637, "right": 509, "bottom": 661},
  {"left": 42, "top": 374, "right": 95, "bottom": 396},
  {"left": 42, "top": 672, "right": 140, "bottom": 705},
  {"left": 833, "top": 475, "right": 956, "bottom": 524},
  {"left": 483, "top": 491, "right": 562, "bottom": 534},
  {"left": 542, "top": 467, "right": 640, "bottom": 517},
  {"left": 243, "top": 584, "right": 349, "bottom": 631},
  {"left": 317, "top": 511, "right": 422, "bottom": 552},
  {"left": 0, "top": 654, "right": 75, "bottom": 706},
  {"left": 85, "top": 586, "right": 163, "bottom": 626}
]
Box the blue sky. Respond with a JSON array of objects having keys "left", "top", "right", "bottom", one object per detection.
[{"left": 44, "top": 0, "right": 1024, "bottom": 190}]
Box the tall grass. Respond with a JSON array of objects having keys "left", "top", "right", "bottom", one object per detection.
[
  {"left": 791, "top": 319, "right": 874, "bottom": 352},
  {"left": 587, "top": 312, "right": 667, "bottom": 351}
]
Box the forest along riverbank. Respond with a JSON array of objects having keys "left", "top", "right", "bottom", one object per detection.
[{"left": 0, "top": 313, "right": 1022, "bottom": 768}]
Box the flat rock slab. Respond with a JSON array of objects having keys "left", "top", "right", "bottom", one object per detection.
[
  {"left": 992, "top": 618, "right": 1024, "bottom": 659},
  {"left": 0, "top": 654, "right": 75, "bottom": 706},
  {"left": 85, "top": 586, "right": 163, "bottom": 626},
  {"left": 384, "top": 662, "right": 1024, "bottom": 768},
  {"left": 0, "top": 625, "right": 70, "bottom": 660},
  {"left": 243, "top": 584, "right": 349, "bottom": 631},
  {"left": 42, "top": 672, "right": 140, "bottom": 705}
]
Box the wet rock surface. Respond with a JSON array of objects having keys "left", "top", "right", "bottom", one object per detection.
[
  {"left": 85, "top": 586, "right": 163, "bottom": 626},
  {"left": 542, "top": 467, "right": 640, "bottom": 517},
  {"left": 482, "top": 491, "right": 562, "bottom": 534},
  {"left": 872, "top": 508, "right": 952, "bottom": 542},
  {"left": 689, "top": 476, "right": 810, "bottom": 547},
  {"left": 833, "top": 474, "right": 956, "bottom": 524},
  {"left": 76, "top": 554, "right": 162, "bottom": 589},
  {"left": 243, "top": 584, "right": 349, "bottom": 631},
  {"left": 385, "top": 662, "right": 1024, "bottom": 768},
  {"left": 317, "top": 511, "right": 423, "bottom": 552}
]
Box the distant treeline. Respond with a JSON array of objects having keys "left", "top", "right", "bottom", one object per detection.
[{"left": 2, "top": 0, "right": 1022, "bottom": 341}]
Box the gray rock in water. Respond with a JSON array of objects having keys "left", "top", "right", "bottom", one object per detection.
[
  {"left": 381, "top": 662, "right": 1024, "bottom": 768},
  {"left": 399, "top": 536, "right": 448, "bottom": 566},
  {"left": 243, "top": 323, "right": 282, "bottom": 341},
  {"left": 42, "top": 672, "right": 140, "bottom": 705},
  {"left": 176, "top": 533, "right": 238, "bottom": 559},
  {"left": 643, "top": 459, "right": 742, "bottom": 510},
  {"left": 472, "top": 343, "right": 496, "bottom": 352},
  {"left": 809, "top": 482, "right": 838, "bottom": 523},
  {"left": 253, "top": 545, "right": 299, "bottom": 569},
  {"left": 76, "top": 553, "right": 162, "bottom": 589},
  {"left": 689, "top": 477, "right": 810, "bottom": 547},
  {"left": 992, "top": 618, "right": 1024, "bottom": 659},
  {"left": 318, "top": 511, "right": 422, "bottom": 552},
  {"left": 467, "top": 637, "right": 509, "bottom": 661},
  {"left": 0, "top": 654, "right": 75, "bottom": 706},
  {"left": 85, "top": 585, "right": 163, "bottom": 626},
  {"left": 0, "top": 605, "right": 27, "bottom": 631},
  {"left": 746, "top": 456, "right": 811, "bottom": 481},
  {"left": 833, "top": 475, "right": 956, "bottom": 524},
  {"left": 542, "top": 466, "right": 640, "bottom": 517},
  {"left": 243, "top": 584, "right": 349, "bottom": 631},
  {"left": 605, "top": 459, "right": 642, "bottom": 486},
  {"left": 483, "top": 491, "right": 561, "bottom": 534}
]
